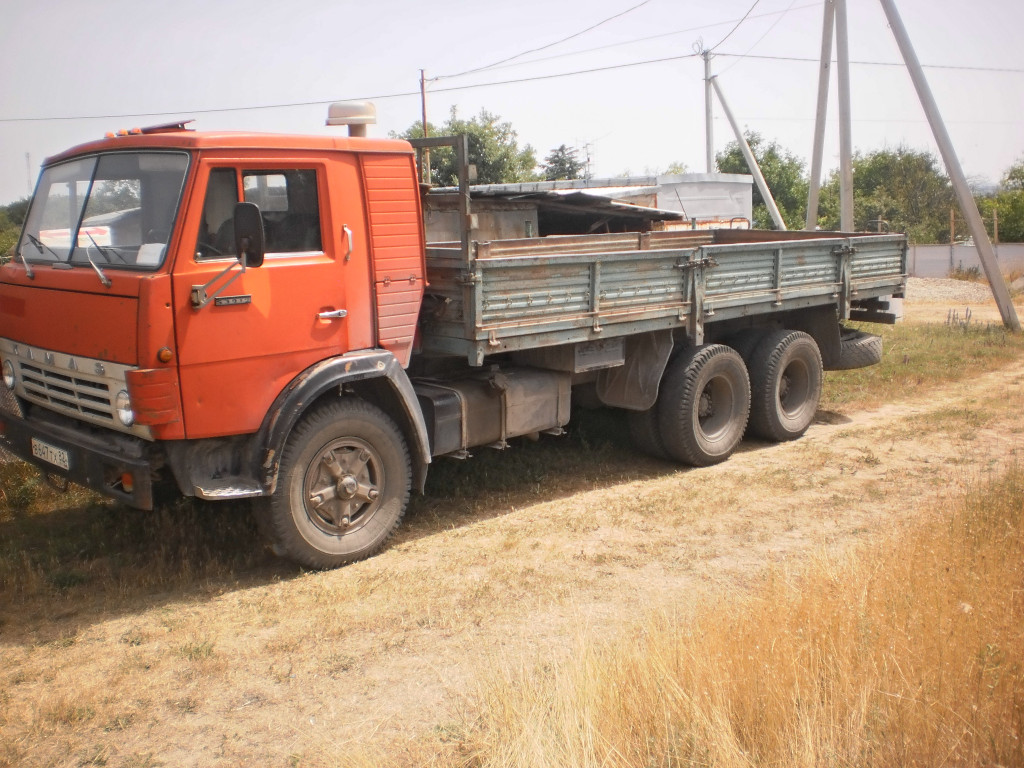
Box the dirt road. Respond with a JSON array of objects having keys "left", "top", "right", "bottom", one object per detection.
[{"left": 4, "top": 288, "right": 1024, "bottom": 766}]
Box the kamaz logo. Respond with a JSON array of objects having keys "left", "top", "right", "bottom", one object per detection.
[{"left": 11, "top": 344, "right": 105, "bottom": 376}]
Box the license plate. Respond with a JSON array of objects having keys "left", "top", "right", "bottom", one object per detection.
[{"left": 31, "top": 438, "right": 70, "bottom": 471}]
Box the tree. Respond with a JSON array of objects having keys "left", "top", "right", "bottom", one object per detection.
[
  {"left": 0, "top": 198, "right": 30, "bottom": 261},
  {"left": 1002, "top": 157, "right": 1024, "bottom": 191},
  {"left": 816, "top": 147, "right": 954, "bottom": 242},
  {"left": 716, "top": 132, "right": 808, "bottom": 229},
  {"left": 395, "top": 107, "right": 539, "bottom": 186},
  {"left": 541, "top": 144, "right": 584, "bottom": 181}
]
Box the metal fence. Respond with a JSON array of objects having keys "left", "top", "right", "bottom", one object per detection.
[{"left": 907, "top": 242, "right": 1024, "bottom": 278}]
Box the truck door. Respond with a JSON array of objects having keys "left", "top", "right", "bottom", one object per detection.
[{"left": 172, "top": 160, "right": 362, "bottom": 438}]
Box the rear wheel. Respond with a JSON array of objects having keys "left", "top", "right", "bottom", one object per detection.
[
  {"left": 628, "top": 406, "right": 669, "bottom": 460},
  {"left": 748, "top": 330, "right": 822, "bottom": 442},
  {"left": 260, "top": 398, "right": 411, "bottom": 569},
  {"left": 658, "top": 344, "right": 750, "bottom": 467}
]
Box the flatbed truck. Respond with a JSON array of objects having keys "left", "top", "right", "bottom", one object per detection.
[{"left": 0, "top": 114, "right": 906, "bottom": 568}]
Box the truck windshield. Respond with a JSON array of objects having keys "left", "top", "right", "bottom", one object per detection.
[{"left": 18, "top": 151, "right": 190, "bottom": 271}]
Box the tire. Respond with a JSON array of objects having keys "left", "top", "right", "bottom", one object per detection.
[
  {"left": 658, "top": 344, "right": 750, "bottom": 467},
  {"left": 831, "top": 329, "right": 883, "bottom": 371},
  {"left": 727, "top": 329, "right": 766, "bottom": 367},
  {"left": 628, "top": 406, "right": 669, "bottom": 460},
  {"left": 748, "top": 330, "right": 823, "bottom": 442},
  {"left": 260, "top": 398, "right": 411, "bottom": 569}
]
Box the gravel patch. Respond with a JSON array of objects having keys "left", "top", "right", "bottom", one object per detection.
[{"left": 904, "top": 277, "right": 997, "bottom": 304}]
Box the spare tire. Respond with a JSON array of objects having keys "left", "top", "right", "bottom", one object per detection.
[{"left": 831, "top": 329, "right": 883, "bottom": 371}]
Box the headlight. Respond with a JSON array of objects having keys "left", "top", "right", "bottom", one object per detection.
[
  {"left": 115, "top": 390, "right": 135, "bottom": 427},
  {"left": 2, "top": 359, "right": 14, "bottom": 390}
]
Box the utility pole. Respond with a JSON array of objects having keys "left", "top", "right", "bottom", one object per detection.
[
  {"left": 711, "top": 76, "right": 787, "bottom": 230},
  {"left": 878, "top": 0, "right": 1019, "bottom": 330},
  {"left": 704, "top": 50, "right": 714, "bottom": 173},
  {"left": 25, "top": 153, "right": 32, "bottom": 196},
  {"left": 419, "top": 69, "right": 431, "bottom": 185},
  {"left": 806, "top": 0, "right": 836, "bottom": 229},
  {"left": 835, "top": 0, "right": 854, "bottom": 231}
]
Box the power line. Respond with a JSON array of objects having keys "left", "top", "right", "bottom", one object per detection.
[
  {"left": 1, "top": 47, "right": 1020, "bottom": 124},
  {"left": 438, "top": 0, "right": 654, "bottom": 80},
  {"left": 0, "top": 54, "right": 700, "bottom": 124},
  {"left": 713, "top": 51, "right": 1024, "bottom": 73},
  {"left": 709, "top": 0, "right": 763, "bottom": 52},
  {"left": 717, "top": 0, "right": 802, "bottom": 76},
  {"left": 441, "top": 2, "right": 821, "bottom": 77}
]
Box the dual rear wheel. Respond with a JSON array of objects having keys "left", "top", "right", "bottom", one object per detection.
[{"left": 629, "top": 330, "right": 823, "bottom": 465}]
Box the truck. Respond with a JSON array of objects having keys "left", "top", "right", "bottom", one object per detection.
[{"left": 0, "top": 109, "right": 906, "bottom": 569}]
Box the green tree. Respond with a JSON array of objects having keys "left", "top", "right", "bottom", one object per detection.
[
  {"left": 395, "top": 107, "right": 539, "bottom": 186},
  {"left": 1002, "top": 157, "right": 1024, "bottom": 191},
  {"left": 541, "top": 144, "right": 584, "bottom": 181},
  {"left": 0, "top": 198, "right": 30, "bottom": 261},
  {"left": 816, "top": 147, "right": 954, "bottom": 242},
  {"left": 716, "top": 132, "right": 807, "bottom": 229},
  {"left": 977, "top": 191, "right": 1024, "bottom": 243}
]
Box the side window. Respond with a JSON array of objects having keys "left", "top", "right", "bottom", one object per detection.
[
  {"left": 242, "top": 170, "right": 322, "bottom": 253},
  {"left": 195, "top": 168, "right": 239, "bottom": 260}
]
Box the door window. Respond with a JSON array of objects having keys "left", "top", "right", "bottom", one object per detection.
[{"left": 242, "top": 170, "right": 322, "bottom": 253}]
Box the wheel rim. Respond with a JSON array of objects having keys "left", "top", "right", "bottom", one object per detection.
[
  {"left": 696, "top": 375, "right": 737, "bottom": 442},
  {"left": 302, "top": 437, "right": 384, "bottom": 536},
  {"left": 779, "top": 358, "right": 811, "bottom": 418}
]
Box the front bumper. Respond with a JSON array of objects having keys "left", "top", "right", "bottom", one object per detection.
[{"left": 0, "top": 412, "right": 154, "bottom": 509}]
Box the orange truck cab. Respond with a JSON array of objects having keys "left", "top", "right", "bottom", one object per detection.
[{"left": 0, "top": 120, "right": 439, "bottom": 567}]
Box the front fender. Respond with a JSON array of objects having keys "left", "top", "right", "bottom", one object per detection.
[{"left": 257, "top": 350, "right": 430, "bottom": 494}]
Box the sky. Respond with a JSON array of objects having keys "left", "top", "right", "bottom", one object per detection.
[{"left": 1, "top": 0, "right": 1023, "bottom": 205}]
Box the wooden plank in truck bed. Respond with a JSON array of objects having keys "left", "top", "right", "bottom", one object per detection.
[{"left": 419, "top": 230, "right": 907, "bottom": 365}]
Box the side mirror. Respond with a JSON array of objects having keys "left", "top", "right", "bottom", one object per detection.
[{"left": 233, "top": 202, "right": 265, "bottom": 268}]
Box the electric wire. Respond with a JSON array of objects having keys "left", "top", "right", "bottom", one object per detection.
[
  {"left": 709, "top": 0, "right": 763, "bottom": 51},
  {"left": 438, "top": 2, "right": 820, "bottom": 77},
  {"left": 1, "top": 47, "right": 1021, "bottom": 123},
  {"left": 716, "top": 0, "right": 801, "bottom": 76},
  {"left": 437, "top": 0, "right": 653, "bottom": 80}
]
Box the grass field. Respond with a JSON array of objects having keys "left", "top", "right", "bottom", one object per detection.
[
  {"left": 453, "top": 463, "right": 1024, "bottom": 768},
  {"left": 1, "top": 319, "right": 1023, "bottom": 766}
]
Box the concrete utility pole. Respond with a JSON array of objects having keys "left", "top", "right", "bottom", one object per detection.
[
  {"left": 835, "top": 0, "right": 854, "bottom": 231},
  {"left": 806, "top": 0, "right": 836, "bottom": 229},
  {"left": 704, "top": 50, "right": 714, "bottom": 173},
  {"left": 419, "top": 69, "right": 431, "bottom": 184},
  {"left": 711, "top": 76, "right": 787, "bottom": 230},
  {"left": 878, "top": 0, "right": 1019, "bottom": 330}
]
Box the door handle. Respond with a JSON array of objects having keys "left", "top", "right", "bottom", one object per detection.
[
  {"left": 317, "top": 309, "right": 348, "bottom": 320},
  {"left": 342, "top": 225, "right": 353, "bottom": 262}
]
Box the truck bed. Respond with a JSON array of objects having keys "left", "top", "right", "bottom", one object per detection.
[{"left": 419, "top": 229, "right": 907, "bottom": 365}]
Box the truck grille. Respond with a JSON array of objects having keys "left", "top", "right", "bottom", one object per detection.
[
  {"left": 0, "top": 338, "right": 150, "bottom": 438},
  {"left": 19, "top": 362, "right": 115, "bottom": 423}
]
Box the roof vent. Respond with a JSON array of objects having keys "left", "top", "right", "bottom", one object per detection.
[{"left": 326, "top": 101, "right": 376, "bottom": 137}]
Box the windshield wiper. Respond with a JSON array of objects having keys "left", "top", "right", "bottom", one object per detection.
[
  {"left": 83, "top": 231, "right": 112, "bottom": 288},
  {"left": 18, "top": 233, "right": 59, "bottom": 279}
]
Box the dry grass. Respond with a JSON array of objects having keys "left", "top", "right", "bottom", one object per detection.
[
  {"left": 456, "top": 465, "right": 1024, "bottom": 768},
  {"left": 822, "top": 321, "right": 1024, "bottom": 409},
  {"left": 1, "top": 320, "right": 1023, "bottom": 765}
]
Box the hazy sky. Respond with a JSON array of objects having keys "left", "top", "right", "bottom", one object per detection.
[{"left": 1, "top": 0, "right": 1022, "bottom": 205}]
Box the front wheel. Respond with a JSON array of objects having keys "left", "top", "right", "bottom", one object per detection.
[
  {"left": 658, "top": 344, "right": 750, "bottom": 467},
  {"left": 260, "top": 399, "right": 411, "bottom": 569}
]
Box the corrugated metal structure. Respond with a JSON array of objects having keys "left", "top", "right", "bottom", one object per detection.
[{"left": 424, "top": 173, "right": 753, "bottom": 242}]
